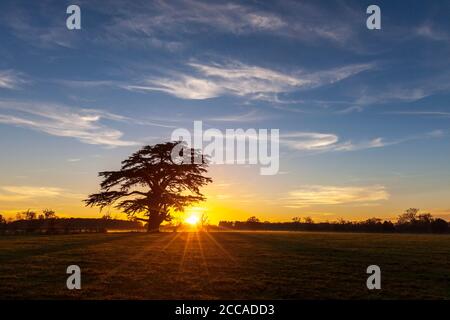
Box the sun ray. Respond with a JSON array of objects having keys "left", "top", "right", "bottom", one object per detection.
[
  {"left": 162, "top": 231, "right": 183, "bottom": 251},
  {"left": 194, "top": 231, "right": 211, "bottom": 281},
  {"left": 178, "top": 232, "right": 193, "bottom": 274},
  {"left": 94, "top": 233, "right": 172, "bottom": 286},
  {"left": 203, "top": 232, "right": 237, "bottom": 264}
]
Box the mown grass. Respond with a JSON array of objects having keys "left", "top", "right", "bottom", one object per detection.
[{"left": 0, "top": 231, "right": 449, "bottom": 299}]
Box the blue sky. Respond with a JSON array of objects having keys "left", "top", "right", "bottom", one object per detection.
[{"left": 0, "top": 0, "right": 450, "bottom": 222}]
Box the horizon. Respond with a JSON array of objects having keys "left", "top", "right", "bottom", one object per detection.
[
  {"left": 5, "top": 209, "right": 449, "bottom": 225},
  {"left": 1, "top": 0, "right": 450, "bottom": 224}
]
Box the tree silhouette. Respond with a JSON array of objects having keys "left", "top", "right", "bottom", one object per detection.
[
  {"left": 16, "top": 209, "right": 37, "bottom": 221},
  {"left": 85, "top": 141, "right": 212, "bottom": 232},
  {"left": 303, "top": 216, "right": 314, "bottom": 224},
  {"left": 43, "top": 209, "right": 57, "bottom": 219},
  {"left": 397, "top": 208, "right": 419, "bottom": 224},
  {"left": 247, "top": 216, "right": 260, "bottom": 223},
  {"left": 200, "top": 212, "right": 209, "bottom": 231}
]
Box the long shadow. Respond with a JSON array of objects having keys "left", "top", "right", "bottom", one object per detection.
[
  {"left": 1, "top": 232, "right": 151, "bottom": 261},
  {"left": 203, "top": 232, "right": 237, "bottom": 264},
  {"left": 93, "top": 232, "right": 177, "bottom": 286},
  {"left": 206, "top": 231, "right": 327, "bottom": 256},
  {"left": 211, "top": 231, "right": 395, "bottom": 264}
]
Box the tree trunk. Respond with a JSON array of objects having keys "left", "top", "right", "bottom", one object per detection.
[{"left": 147, "top": 217, "right": 163, "bottom": 233}]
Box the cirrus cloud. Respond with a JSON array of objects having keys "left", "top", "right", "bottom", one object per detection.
[
  {"left": 0, "top": 70, "right": 27, "bottom": 90},
  {"left": 0, "top": 100, "right": 139, "bottom": 147},
  {"left": 124, "top": 60, "right": 374, "bottom": 100},
  {"left": 286, "top": 185, "right": 389, "bottom": 208}
]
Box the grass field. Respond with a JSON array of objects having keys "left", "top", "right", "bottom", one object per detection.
[{"left": 0, "top": 231, "right": 449, "bottom": 299}]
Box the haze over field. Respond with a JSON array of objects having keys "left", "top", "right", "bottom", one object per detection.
[{"left": 0, "top": 0, "right": 450, "bottom": 223}]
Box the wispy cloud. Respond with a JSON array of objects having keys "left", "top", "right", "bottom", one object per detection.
[
  {"left": 280, "top": 129, "right": 444, "bottom": 153},
  {"left": 207, "top": 109, "right": 272, "bottom": 123},
  {"left": 1, "top": 7, "right": 76, "bottom": 48},
  {"left": 285, "top": 185, "right": 389, "bottom": 208},
  {"left": 125, "top": 61, "right": 373, "bottom": 100},
  {"left": 0, "top": 185, "right": 84, "bottom": 202},
  {"left": 1, "top": 186, "right": 62, "bottom": 197},
  {"left": 344, "top": 71, "right": 450, "bottom": 111},
  {"left": 89, "top": 0, "right": 363, "bottom": 49},
  {"left": 0, "top": 70, "right": 26, "bottom": 89},
  {"left": 415, "top": 23, "right": 449, "bottom": 42},
  {"left": 280, "top": 132, "right": 339, "bottom": 150},
  {"left": 0, "top": 101, "right": 139, "bottom": 147},
  {"left": 0, "top": 186, "right": 63, "bottom": 202},
  {"left": 280, "top": 132, "right": 387, "bottom": 152}
]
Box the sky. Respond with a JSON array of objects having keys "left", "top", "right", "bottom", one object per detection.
[{"left": 0, "top": 0, "right": 450, "bottom": 223}]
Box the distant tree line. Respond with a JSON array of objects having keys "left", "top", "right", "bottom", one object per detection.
[
  {"left": 218, "top": 209, "right": 449, "bottom": 234},
  {"left": 0, "top": 209, "right": 144, "bottom": 235}
]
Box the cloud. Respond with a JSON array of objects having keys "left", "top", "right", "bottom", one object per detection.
[
  {"left": 333, "top": 138, "right": 387, "bottom": 151},
  {"left": 100, "top": 0, "right": 287, "bottom": 36},
  {"left": 1, "top": 7, "right": 76, "bottom": 49},
  {"left": 427, "top": 129, "right": 445, "bottom": 138},
  {"left": 126, "top": 61, "right": 373, "bottom": 100},
  {"left": 0, "top": 70, "right": 26, "bottom": 89},
  {"left": 88, "top": 0, "right": 363, "bottom": 49},
  {"left": 0, "top": 186, "right": 64, "bottom": 202},
  {"left": 280, "top": 132, "right": 388, "bottom": 152},
  {"left": 280, "top": 132, "right": 339, "bottom": 150},
  {"left": 124, "top": 76, "right": 224, "bottom": 100},
  {"left": 1, "top": 186, "right": 62, "bottom": 197},
  {"left": 280, "top": 128, "right": 444, "bottom": 153},
  {"left": 305, "top": 64, "right": 374, "bottom": 87},
  {"left": 207, "top": 109, "right": 271, "bottom": 123},
  {"left": 346, "top": 70, "right": 450, "bottom": 110},
  {"left": 0, "top": 101, "right": 139, "bottom": 147},
  {"left": 415, "top": 24, "right": 449, "bottom": 42},
  {"left": 0, "top": 185, "right": 85, "bottom": 202},
  {"left": 286, "top": 185, "right": 389, "bottom": 207},
  {"left": 73, "top": 0, "right": 287, "bottom": 52}
]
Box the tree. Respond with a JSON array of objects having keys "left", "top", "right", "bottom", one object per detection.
[
  {"left": 292, "top": 217, "right": 301, "bottom": 224},
  {"left": 303, "top": 216, "right": 314, "bottom": 224},
  {"left": 364, "top": 217, "right": 382, "bottom": 225},
  {"left": 17, "top": 209, "right": 37, "bottom": 220},
  {"left": 200, "top": 212, "right": 209, "bottom": 231},
  {"left": 397, "top": 208, "right": 419, "bottom": 225},
  {"left": 431, "top": 218, "right": 449, "bottom": 233},
  {"left": 43, "top": 209, "right": 57, "bottom": 219},
  {"left": 85, "top": 141, "right": 212, "bottom": 232},
  {"left": 0, "top": 214, "right": 5, "bottom": 234},
  {"left": 417, "top": 213, "right": 433, "bottom": 224},
  {"left": 101, "top": 213, "right": 112, "bottom": 220},
  {"left": 247, "top": 216, "right": 260, "bottom": 223}
]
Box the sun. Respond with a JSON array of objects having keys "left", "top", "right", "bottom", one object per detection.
[{"left": 185, "top": 214, "right": 199, "bottom": 226}]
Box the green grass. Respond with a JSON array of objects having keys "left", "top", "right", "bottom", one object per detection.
[{"left": 0, "top": 231, "right": 449, "bottom": 299}]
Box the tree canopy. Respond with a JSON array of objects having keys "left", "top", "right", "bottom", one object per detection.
[{"left": 85, "top": 141, "right": 212, "bottom": 232}]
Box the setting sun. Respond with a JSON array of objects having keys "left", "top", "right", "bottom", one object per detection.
[{"left": 185, "top": 214, "right": 199, "bottom": 226}]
